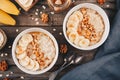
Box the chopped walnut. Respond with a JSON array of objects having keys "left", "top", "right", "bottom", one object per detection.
[
  {"left": 77, "top": 9, "right": 98, "bottom": 42},
  {"left": 0, "top": 60, "right": 8, "bottom": 71},
  {"left": 97, "top": 0, "right": 105, "bottom": 5},
  {"left": 80, "top": 8, "right": 87, "bottom": 15},
  {"left": 41, "top": 13, "right": 49, "bottom": 23},
  {"left": 60, "top": 44, "right": 68, "bottom": 54},
  {"left": 36, "top": 52, "right": 47, "bottom": 69},
  {"left": 3, "top": 78, "right": 10, "bottom": 80}
]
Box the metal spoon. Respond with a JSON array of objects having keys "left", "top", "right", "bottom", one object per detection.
[
  {"left": 49, "top": 52, "right": 75, "bottom": 80},
  {"left": 60, "top": 54, "right": 83, "bottom": 71},
  {"left": 49, "top": 53, "right": 83, "bottom": 80}
]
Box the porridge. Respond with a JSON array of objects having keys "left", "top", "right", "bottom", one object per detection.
[
  {"left": 15, "top": 32, "right": 56, "bottom": 71},
  {"left": 67, "top": 7, "right": 105, "bottom": 47}
]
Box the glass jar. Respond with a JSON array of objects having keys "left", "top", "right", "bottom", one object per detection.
[{"left": 47, "top": 0, "right": 72, "bottom": 12}]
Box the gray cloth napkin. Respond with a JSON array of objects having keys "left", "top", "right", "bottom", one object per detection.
[{"left": 60, "top": 1, "right": 120, "bottom": 80}]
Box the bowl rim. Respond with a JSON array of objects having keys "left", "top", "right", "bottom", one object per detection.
[
  {"left": 12, "top": 28, "right": 59, "bottom": 74},
  {"left": 63, "top": 3, "right": 110, "bottom": 50}
]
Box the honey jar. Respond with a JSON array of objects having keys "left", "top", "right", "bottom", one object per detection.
[{"left": 47, "top": 0, "right": 72, "bottom": 12}]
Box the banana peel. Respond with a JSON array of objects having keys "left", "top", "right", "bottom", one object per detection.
[
  {"left": 0, "top": 9, "right": 16, "bottom": 25},
  {"left": 0, "top": 0, "right": 19, "bottom": 15}
]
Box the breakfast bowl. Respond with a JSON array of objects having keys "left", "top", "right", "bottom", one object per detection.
[
  {"left": 12, "top": 28, "right": 58, "bottom": 74},
  {"left": 63, "top": 3, "right": 110, "bottom": 50}
]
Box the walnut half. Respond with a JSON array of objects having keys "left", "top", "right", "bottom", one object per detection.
[
  {"left": 97, "top": 0, "right": 105, "bottom": 5},
  {"left": 0, "top": 60, "right": 8, "bottom": 71},
  {"left": 3, "top": 78, "right": 11, "bottom": 80},
  {"left": 41, "top": 13, "right": 49, "bottom": 23},
  {"left": 60, "top": 44, "right": 68, "bottom": 54}
]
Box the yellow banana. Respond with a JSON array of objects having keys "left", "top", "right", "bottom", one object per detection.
[
  {"left": 0, "top": 9, "right": 16, "bottom": 25},
  {"left": 0, "top": 0, "right": 19, "bottom": 15}
]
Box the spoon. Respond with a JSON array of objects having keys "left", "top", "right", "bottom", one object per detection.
[
  {"left": 61, "top": 52, "right": 76, "bottom": 67},
  {"left": 49, "top": 52, "right": 75, "bottom": 80},
  {"left": 49, "top": 53, "right": 83, "bottom": 80},
  {"left": 60, "top": 54, "right": 83, "bottom": 71}
]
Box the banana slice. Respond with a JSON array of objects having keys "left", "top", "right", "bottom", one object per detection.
[
  {"left": 30, "top": 54, "right": 36, "bottom": 60},
  {"left": 68, "top": 13, "right": 79, "bottom": 23},
  {"left": 68, "top": 32, "right": 78, "bottom": 43},
  {"left": 18, "top": 39, "right": 28, "bottom": 47},
  {"left": 19, "top": 0, "right": 33, "bottom": 7},
  {"left": 18, "top": 40, "right": 28, "bottom": 52},
  {"left": 74, "top": 36, "right": 84, "bottom": 46},
  {"left": 67, "top": 13, "right": 81, "bottom": 31},
  {"left": 67, "top": 20, "right": 78, "bottom": 29},
  {"left": 79, "top": 38, "right": 90, "bottom": 47},
  {"left": 25, "top": 58, "right": 35, "bottom": 70},
  {"left": 74, "top": 11, "right": 83, "bottom": 22},
  {"left": 67, "top": 11, "right": 83, "bottom": 31},
  {"left": 66, "top": 27, "right": 76, "bottom": 36},
  {"left": 16, "top": 52, "right": 27, "bottom": 60},
  {"left": 18, "top": 34, "right": 33, "bottom": 48},
  {"left": 32, "top": 60, "right": 40, "bottom": 71},
  {"left": 16, "top": 45, "right": 26, "bottom": 54},
  {"left": 19, "top": 56, "right": 30, "bottom": 67},
  {"left": 21, "top": 34, "right": 33, "bottom": 43}
]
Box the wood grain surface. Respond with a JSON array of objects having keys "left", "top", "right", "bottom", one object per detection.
[{"left": 0, "top": 0, "right": 117, "bottom": 80}]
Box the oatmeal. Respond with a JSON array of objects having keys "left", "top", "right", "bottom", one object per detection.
[
  {"left": 67, "top": 8, "right": 104, "bottom": 47},
  {"left": 15, "top": 32, "right": 56, "bottom": 71}
]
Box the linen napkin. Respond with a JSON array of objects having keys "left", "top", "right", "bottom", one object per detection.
[{"left": 60, "top": 1, "right": 120, "bottom": 80}]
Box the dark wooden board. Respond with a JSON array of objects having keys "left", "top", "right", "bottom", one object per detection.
[{"left": 0, "top": 0, "right": 117, "bottom": 80}]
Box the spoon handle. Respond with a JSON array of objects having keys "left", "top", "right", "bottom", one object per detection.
[{"left": 49, "top": 62, "right": 72, "bottom": 80}]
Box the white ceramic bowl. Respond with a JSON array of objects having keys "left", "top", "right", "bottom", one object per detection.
[
  {"left": 12, "top": 28, "right": 59, "bottom": 74},
  {"left": 0, "top": 28, "right": 7, "bottom": 50},
  {"left": 63, "top": 3, "right": 110, "bottom": 50}
]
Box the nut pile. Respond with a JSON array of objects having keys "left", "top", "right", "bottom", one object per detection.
[{"left": 78, "top": 8, "right": 97, "bottom": 42}]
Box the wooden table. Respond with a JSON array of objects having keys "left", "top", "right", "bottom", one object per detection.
[{"left": 0, "top": 0, "right": 117, "bottom": 80}]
